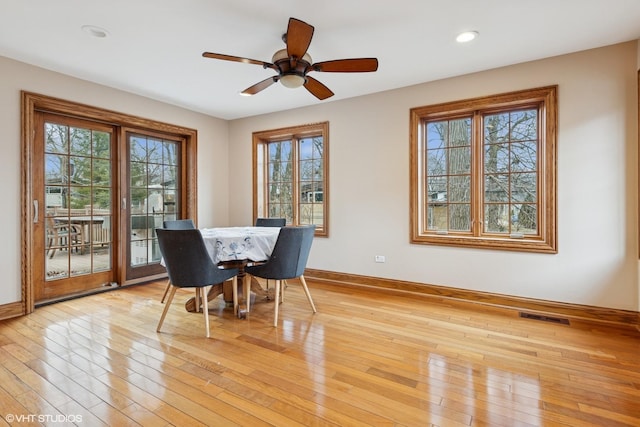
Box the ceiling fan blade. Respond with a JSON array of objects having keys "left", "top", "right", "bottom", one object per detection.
[
  {"left": 312, "top": 58, "right": 379, "bottom": 73},
  {"left": 304, "top": 76, "right": 334, "bottom": 100},
  {"left": 286, "top": 18, "right": 314, "bottom": 59},
  {"left": 202, "top": 52, "right": 273, "bottom": 68},
  {"left": 241, "top": 76, "right": 278, "bottom": 96}
]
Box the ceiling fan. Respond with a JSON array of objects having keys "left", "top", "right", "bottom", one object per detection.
[{"left": 202, "top": 17, "right": 378, "bottom": 100}]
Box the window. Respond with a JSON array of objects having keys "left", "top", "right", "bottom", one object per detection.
[
  {"left": 410, "top": 86, "right": 557, "bottom": 253},
  {"left": 253, "top": 122, "right": 329, "bottom": 236}
]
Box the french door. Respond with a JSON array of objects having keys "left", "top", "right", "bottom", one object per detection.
[
  {"left": 23, "top": 92, "right": 197, "bottom": 310},
  {"left": 33, "top": 113, "right": 116, "bottom": 301},
  {"left": 124, "top": 130, "right": 184, "bottom": 280}
]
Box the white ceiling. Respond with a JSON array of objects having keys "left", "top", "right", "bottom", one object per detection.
[{"left": 2, "top": 0, "right": 640, "bottom": 120}]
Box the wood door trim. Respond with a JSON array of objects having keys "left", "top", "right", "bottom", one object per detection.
[{"left": 21, "top": 91, "right": 198, "bottom": 315}]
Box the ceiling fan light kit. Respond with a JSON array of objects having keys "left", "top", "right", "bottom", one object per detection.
[
  {"left": 279, "top": 74, "right": 306, "bottom": 88},
  {"left": 202, "top": 17, "right": 378, "bottom": 100}
]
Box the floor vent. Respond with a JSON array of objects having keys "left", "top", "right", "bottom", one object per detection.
[{"left": 519, "top": 312, "right": 570, "bottom": 325}]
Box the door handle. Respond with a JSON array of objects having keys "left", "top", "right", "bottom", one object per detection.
[{"left": 33, "top": 200, "right": 38, "bottom": 223}]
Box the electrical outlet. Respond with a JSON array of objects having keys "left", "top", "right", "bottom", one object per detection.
[{"left": 374, "top": 255, "right": 386, "bottom": 263}]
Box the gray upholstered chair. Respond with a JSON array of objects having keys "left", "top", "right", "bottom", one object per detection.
[
  {"left": 255, "top": 217, "right": 286, "bottom": 227},
  {"left": 156, "top": 228, "right": 240, "bottom": 337},
  {"left": 163, "top": 219, "right": 196, "bottom": 229},
  {"left": 254, "top": 217, "right": 286, "bottom": 290},
  {"left": 160, "top": 219, "right": 196, "bottom": 303},
  {"left": 245, "top": 225, "right": 316, "bottom": 326}
]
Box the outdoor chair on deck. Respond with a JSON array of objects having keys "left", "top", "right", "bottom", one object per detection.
[
  {"left": 160, "top": 219, "right": 196, "bottom": 303},
  {"left": 245, "top": 225, "right": 317, "bottom": 327},
  {"left": 46, "top": 216, "right": 81, "bottom": 259},
  {"left": 156, "top": 228, "right": 239, "bottom": 338}
]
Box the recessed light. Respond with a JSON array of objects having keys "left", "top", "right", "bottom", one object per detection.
[
  {"left": 456, "top": 31, "right": 478, "bottom": 43},
  {"left": 82, "top": 25, "right": 109, "bottom": 38}
]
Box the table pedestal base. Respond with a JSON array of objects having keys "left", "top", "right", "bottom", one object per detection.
[{"left": 184, "top": 275, "right": 274, "bottom": 313}]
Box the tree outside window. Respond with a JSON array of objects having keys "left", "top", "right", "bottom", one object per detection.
[
  {"left": 410, "top": 86, "right": 557, "bottom": 253},
  {"left": 253, "top": 122, "right": 329, "bottom": 236}
]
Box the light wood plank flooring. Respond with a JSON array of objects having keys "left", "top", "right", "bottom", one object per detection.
[{"left": 1, "top": 279, "right": 639, "bottom": 426}]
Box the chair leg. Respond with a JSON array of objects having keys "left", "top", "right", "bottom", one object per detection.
[
  {"left": 201, "top": 287, "right": 210, "bottom": 338},
  {"left": 273, "top": 279, "right": 281, "bottom": 327},
  {"left": 157, "top": 286, "right": 178, "bottom": 332},
  {"left": 160, "top": 279, "right": 171, "bottom": 303},
  {"left": 298, "top": 275, "right": 317, "bottom": 313}
]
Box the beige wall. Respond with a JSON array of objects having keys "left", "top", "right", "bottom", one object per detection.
[
  {"left": 229, "top": 41, "right": 640, "bottom": 311},
  {"left": 1, "top": 41, "right": 639, "bottom": 312},
  {"left": 0, "top": 55, "right": 230, "bottom": 305}
]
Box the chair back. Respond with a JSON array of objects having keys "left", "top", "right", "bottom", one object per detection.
[
  {"left": 255, "top": 217, "right": 286, "bottom": 227},
  {"left": 156, "top": 228, "right": 235, "bottom": 287},
  {"left": 248, "top": 225, "right": 315, "bottom": 280},
  {"left": 163, "top": 219, "right": 195, "bottom": 229}
]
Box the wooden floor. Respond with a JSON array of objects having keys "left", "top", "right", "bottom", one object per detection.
[{"left": 1, "top": 279, "right": 639, "bottom": 426}]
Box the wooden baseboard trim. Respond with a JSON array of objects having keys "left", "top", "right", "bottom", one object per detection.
[
  {"left": 304, "top": 269, "right": 640, "bottom": 328},
  {"left": 0, "top": 301, "right": 25, "bottom": 321}
]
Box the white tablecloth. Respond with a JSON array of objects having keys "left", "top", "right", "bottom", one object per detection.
[{"left": 200, "top": 226, "right": 281, "bottom": 263}]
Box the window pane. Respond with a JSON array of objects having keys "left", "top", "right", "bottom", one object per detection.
[
  {"left": 449, "top": 147, "right": 470, "bottom": 174},
  {"left": 449, "top": 204, "right": 470, "bottom": 231},
  {"left": 449, "top": 175, "right": 470, "bottom": 202},
  {"left": 300, "top": 136, "right": 322, "bottom": 160},
  {"left": 427, "top": 205, "right": 447, "bottom": 230},
  {"left": 148, "top": 163, "right": 163, "bottom": 187},
  {"left": 164, "top": 141, "right": 177, "bottom": 165},
  {"left": 485, "top": 174, "right": 509, "bottom": 202},
  {"left": 130, "top": 136, "right": 147, "bottom": 161},
  {"left": 510, "top": 110, "right": 537, "bottom": 141},
  {"left": 484, "top": 113, "right": 510, "bottom": 143},
  {"left": 70, "top": 127, "right": 91, "bottom": 156},
  {"left": 485, "top": 204, "right": 509, "bottom": 233},
  {"left": 130, "top": 162, "right": 147, "bottom": 187},
  {"left": 511, "top": 172, "right": 537, "bottom": 203},
  {"left": 426, "top": 122, "right": 447, "bottom": 150},
  {"left": 313, "top": 159, "right": 323, "bottom": 180},
  {"left": 147, "top": 138, "right": 163, "bottom": 164},
  {"left": 93, "top": 131, "right": 111, "bottom": 159},
  {"left": 427, "top": 148, "right": 446, "bottom": 175},
  {"left": 269, "top": 141, "right": 292, "bottom": 161},
  {"left": 163, "top": 165, "right": 177, "bottom": 189},
  {"left": 70, "top": 186, "right": 90, "bottom": 209},
  {"left": 268, "top": 161, "right": 292, "bottom": 182},
  {"left": 485, "top": 143, "right": 509, "bottom": 173},
  {"left": 427, "top": 176, "right": 447, "bottom": 199},
  {"left": 45, "top": 154, "right": 65, "bottom": 182},
  {"left": 512, "top": 204, "right": 537, "bottom": 234},
  {"left": 93, "top": 188, "right": 111, "bottom": 210},
  {"left": 268, "top": 183, "right": 284, "bottom": 203},
  {"left": 511, "top": 141, "right": 537, "bottom": 172},
  {"left": 93, "top": 159, "right": 111, "bottom": 186},
  {"left": 45, "top": 123, "right": 68, "bottom": 153},
  {"left": 449, "top": 118, "right": 471, "bottom": 147},
  {"left": 300, "top": 160, "right": 314, "bottom": 180}
]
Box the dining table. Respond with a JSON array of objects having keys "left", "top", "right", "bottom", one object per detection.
[{"left": 183, "top": 226, "right": 281, "bottom": 313}]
